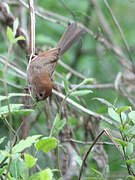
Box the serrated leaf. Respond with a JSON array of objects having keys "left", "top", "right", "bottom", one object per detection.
[
  {"left": 128, "top": 111, "right": 135, "bottom": 124},
  {"left": 113, "top": 137, "right": 127, "bottom": 147},
  {"left": 35, "top": 137, "right": 57, "bottom": 153},
  {"left": 93, "top": 97, "right": 114, "bottom": 107},
  {"left": 50, "top": 114, "right": 66, "bottom": 137},
  {"left": 126, "top": 142, "right": 133, "bottom": 156},
  {"left": 117, "top": 106, "right": 131, "bottom": 114},
  {"left": 14, "top": 36, "right": 25, "bottom": 43},
  {"left": 108, "top": 107, "right": 121, "bottom": 122},
  {"left": 40, "top": 168, "right": 53, "bottom": 180},
  {"left": 12, "top": 135, "right": 41, "bottom": 153},
  {"left": 7, "top": 26, "right": 14, "bottom": 43},
  {"left": 63, "top": 74, "right": 69, "bottom": 94},
  {"left": 24, "top": 153, "right": 36, "bottom": 168},
  {"left": 13, "top": 18, "right": 19, "bottom": 36},
  {"left": 71, "top": 90, "right": 92, "bottom": 96}
]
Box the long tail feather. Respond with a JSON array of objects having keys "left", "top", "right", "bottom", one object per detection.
[{"left": 57, "top": 23, "right": 84, "bottom": 56}]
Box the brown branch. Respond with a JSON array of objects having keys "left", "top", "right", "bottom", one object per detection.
[
  {"left": 78, "top": 129, "right": 123, "bottom": 180},
  {"left": 28, "top": 0, "right": 35, "bottom": 58},
  {"left": 0, "top": 2, "right": 29, "bottom": 53}
]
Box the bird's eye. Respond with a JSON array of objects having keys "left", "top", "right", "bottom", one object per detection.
[{"left": 39, "top": 92, "right": 43, "bottom": 97}]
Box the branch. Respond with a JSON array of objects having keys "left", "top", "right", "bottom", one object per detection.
[
  {"left": 28, "top": 0, "right": 35, "bottom": 58},
  {"left": 52, "top": 89, "right": 113, "bottom": 125}
]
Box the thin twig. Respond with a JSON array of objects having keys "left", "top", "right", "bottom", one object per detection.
[
  {"left": 18, "top": 0, "right": 134, "bottom": 74},
  {"left": 78, "top": 129, "right": 123, "bottom": 180},
  {"left": 90, "top": 0, "right": 114, "bottom": 44},
  {"left": 78, "top": 130, "right": 105, "bottom": 180},
  {"left": 58, "top": 60, "right": 85, "bottom": 79},
  {"left": 0, "top": 56, "right": 26, "bottom": 78},
  {"left": 0, "top": 78, "right": 23, "bottom": 89},
  {"left": 62, "top": 138, "right": 114, "bottom": 145},
  {"left": 28, "top": 0, "right": 35, "bottom": 59},
  {"left": 52, "top": 89, "right": 113, "bottom": 125},
  {"left": 104, "top": 0, "right": 133, "bottom": 63},
  {"left": 3, "top": 44, "right": 13, "bottom": 180},
  {"left": 18, "top": 0, "right": 66, "bottom": 26}
]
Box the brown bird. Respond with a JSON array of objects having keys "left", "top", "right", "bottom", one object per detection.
[{"left": 27, "top": 23, "right": 84, "bottom": 101}]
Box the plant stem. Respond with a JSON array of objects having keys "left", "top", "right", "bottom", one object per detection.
[
  {"left": 59, "top": 79, "right": 88, "bottom": 117},
  {"left": 3, "top": 44, "right": 13, "bottom": 180}
]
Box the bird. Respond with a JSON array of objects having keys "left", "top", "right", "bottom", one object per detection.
[{"left": 26, "top": 23, "right": 84, "bottom": 102}]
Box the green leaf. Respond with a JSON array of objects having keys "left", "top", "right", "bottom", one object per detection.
[
  {"left": 71, "top": 90, "right": 93, "bottom": 96},
  {"left": 108, "top": 107, "right": 121, "bottom": 122},
  {"left": 35, "top": 137, "right": 57, "bottom": 153},
  {"left": 121, "top": 112, "right": 127, "bottom": 123},
  {"left": 0, "top": 104, "right": 23, "bottom": 116},
  {"left": 13, "top": 18, "right": 19, "bottom": 36},
  {"left": 83, "top": 78, "right": 94, "bottom": 85},
  {"left": 40, "top": 168, "right": 53, "bottom": 180},
  {"left": 12, "top": 135, "right": 41, "bottom": 153},
  {"left": 0, "top": 165, "right": 7, "bottom": 177},
  {"left": 50, "top": 114, "right": 66, "bottom": 137},
  {"left": 28, "top": 172, "right": 40, "bottom": 180},
  {"left": 117, "top": 106, "right": 131, "bottom": 114},
  {"left": 91, "top": 168, "right": 102, "bottom": 176},
  {"left": 0, "top": 150, "right": 11, "bottom": 158},
  {"left": 63, "top": 74, "right": 69, "bottom": 94},
  {"left": 7, "top": 26, "right": 14, "bottom": 43},
  {"left": 125, "top": 125, "right": 135, "bottom": 135},
  {"left": 10, "top": 157, "right": 29, "bottom": 180},
  {"left": 93, "top": 97, "right": 114, "bottom": 107},
  {"left": 126, "top": 142, "right": 133, "bottom": 156},
  {"left": 24, "top": 153, "right": 36, "bottom": 168},
  {"left": 0, "top": 137, "right": 6, "bottom": 145},
  {"left": 0, "top": 104, "right": 33, "bottom": 117},
  {"left": 128, "top": 111, "right": 135, "bottom": 124},
  {"left": 126, "top": 159, "right": 135, "bottom": 165},
  {"left": 127, "top": 176, "right": 135, "bottom": 180},
  {"left": 7, "top": 173, "right": 14, "bottom": 180},
  {"left": 14, "top": 36, "right": 25, "bottom": 43},
  {"left": 113, "top": 137, "right": 127, "bottom": 147}
]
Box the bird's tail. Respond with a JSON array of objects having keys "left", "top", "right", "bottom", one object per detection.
[{"left": 57, "top": 23, "right": 84, "bottom": 56}]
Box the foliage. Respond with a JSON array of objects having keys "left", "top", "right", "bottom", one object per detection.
[{"left": 0, "top": 0, "right": 135, "bottom": 179}]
